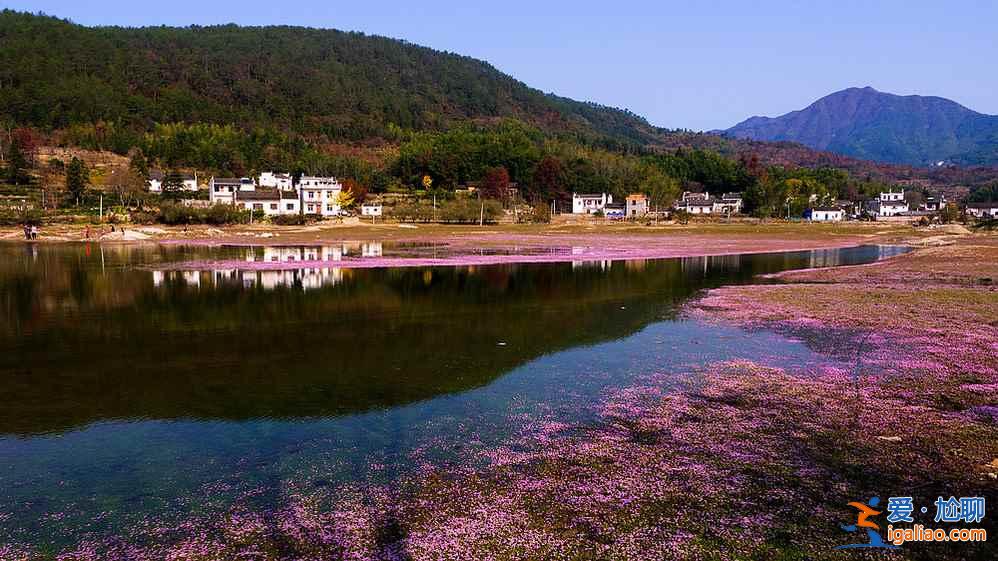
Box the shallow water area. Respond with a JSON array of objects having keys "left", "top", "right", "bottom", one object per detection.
[{"left": 0, "top": 242, "right": 909, "bottom": 550}]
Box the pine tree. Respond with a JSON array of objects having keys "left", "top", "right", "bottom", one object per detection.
[
  {"left": 5, "top": 138, "right": 28, "bottom": 185},
  {"left": 65, "top": 157, "right": 89, "bottom": 206}
]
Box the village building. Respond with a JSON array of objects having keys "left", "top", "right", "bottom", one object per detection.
[
  {"left": 258, "top": 172, "right": 294, "bottom": 191},
  {"left": 834, "top": 199, "right": 862, "bottom": 217},
  {"left": 148, "top": 171, "right": 198, "bottom": 193},
  {"left": 209, "top": 177, "right": 255, "bottom": 204},
  {"left": 572, "top": 193, "right": 613, "bottom": 214},
  {"left": 680, "top": 191, "right": 710, "bottom": 203},
  {"left": 361, "top": 202, "right": 383, "bottom": 217},
  {"left": 712, "top": 192, "right": 743, "bottom": 214},
  {"left": 806, "top": 206, "right": 845, "bottom": 222},
  {"left": 604, "top": 202, "right": 626, "bottom": 219},
  {"left": 625, "top": 194, "right": 649, "bottom": 217},
  {"left": 299, "top": 176, "right": 344, "bottom": 217},
  {"left": 677, "top": 199, "right": 714, "bottom": 214},
  {"left": 236, "top": 189, "right": 300, "bottom": 216},
  {"left": 966, "top": 201, "right": 998, "bottom": 219},
  {"left": 868, "top": 188, "right": 909, "bottom": 217},
  {"left": 920, "top": 194, "right": 947, "bottom": 212}
]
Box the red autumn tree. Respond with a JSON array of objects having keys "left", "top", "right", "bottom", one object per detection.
[
  {"left": 480, "top": 166, "right": 510, "bottom": 199},
  {"left": 531, "top": 156, "right": 566, "bottom": 202}
]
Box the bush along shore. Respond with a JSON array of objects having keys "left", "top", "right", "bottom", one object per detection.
[{"left": 6, "top": 239, "right": 997, "bottom": 561}]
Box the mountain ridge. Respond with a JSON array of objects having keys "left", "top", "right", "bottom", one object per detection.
[
  {"left": 0, "top": 10, "right": 665, "bottom": 148},
  {"left": 723, "top": 87, "right": 998, "bottom": 166}
]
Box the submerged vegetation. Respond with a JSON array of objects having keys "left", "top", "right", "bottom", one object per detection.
[{"left": 5, "top": 238, "right": 995, "bottom": 560}]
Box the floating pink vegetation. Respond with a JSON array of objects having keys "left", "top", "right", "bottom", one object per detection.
[{"left": 153, "top": 235, "right": 869, "bottom": 271}]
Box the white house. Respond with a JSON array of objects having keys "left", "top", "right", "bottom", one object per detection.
[
  {"left": 361, "top": 202, "right": 383, "bottom": 217},
  {"left": 712, "top": 192, "right": 743, "bottom": 214},
  {"left": 572, "top": 193, "right": 613, "bottom": 214},
  {"left": 870, "top": 188, "right": 909, "bottom": 217},
  {"left": 209, "top": 177, "right": 255, "bottom": 204},
  {"left": 236, "top": 189, "right": 300, "bottom": 216},
  {"left": 966, "top": 202, "right": 998, "bottom": 219},
  {"left": 604, "top": 203, "right": 626, "bottom": 219},
  {"left": 808, "top": 207, "right": 844, "bottom": 222},
  {"left": 625, "top": 194, "right": 649, "bottom": 217},
  {"left": 258, "top": 172, "right": 294, "bottom": 191},
  {"left": 299, "top": 176, "right": 344, "bottom": 217},
  {"left": 676, "top": 198, "right": 714, "bottom": 214},
  {"left": 680, "top": 191, "right": 710, "bottom": 203},
  {"left": 148, "top": 171, "right": 198, "bottom": 193}
]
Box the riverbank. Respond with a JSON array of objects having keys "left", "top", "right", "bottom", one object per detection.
[
  {"left": 18, "top": 236, "right": 994, "bottom": 561},
  {"left": 1, "top": 220, "right": 966, "bottom": 270}
]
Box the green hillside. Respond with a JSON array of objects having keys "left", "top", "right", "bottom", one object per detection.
[{"left": 0, "top": 10, "right": 658, "bottom": 146}]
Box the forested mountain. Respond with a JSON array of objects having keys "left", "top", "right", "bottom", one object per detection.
[
  {"left": 0, "top": 10, "right": 659, "bottom": 147},
  {"left": 1, "top": 11, "right": 996, "bottom": 211},
  {"left": 723, "top": 87, "right": 998, "bottom": 166}
]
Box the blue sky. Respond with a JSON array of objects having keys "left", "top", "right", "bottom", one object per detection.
[{"left": 6, "top": 0, "right": 997, "bottom": 130}]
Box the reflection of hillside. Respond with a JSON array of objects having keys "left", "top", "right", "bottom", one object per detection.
[{"left": 0, "top": 244, "right": 900, "bottom": 436}]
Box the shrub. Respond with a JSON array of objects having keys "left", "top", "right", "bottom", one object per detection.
[
  {"left": 0, "top": 207, "right": 43, "bottom": 226},
  {"left": 390, "top": 201, "right": 435, "bottom": 222},
  {"left": 272, "top": 214, "right": 306, "bottom": 226},
  {"left": 158, "top": 203, "right": 200, "bottom": 225},
  {"left": 204, "top": 203, "right": 248, "bottom": 225},
  {"left": 530, "top": 202, "right": 551, "bottom": 223},
  {"left": 439, "top": 198, "right": 501, "bottom": 224},
  {"left": 130, "top": 210, "right": 157, "bottom": 224}
]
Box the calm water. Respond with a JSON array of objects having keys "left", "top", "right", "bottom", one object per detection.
[{"left": 0, "top": 242, "right": 908, "bottom": 550}]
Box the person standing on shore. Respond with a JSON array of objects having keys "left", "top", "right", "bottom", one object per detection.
[
  {"left": 24, "top": 224, "right": 31, "bottom": 240},
  {"left": 30, "top": 225, "right": 38, "bottom": 240}
]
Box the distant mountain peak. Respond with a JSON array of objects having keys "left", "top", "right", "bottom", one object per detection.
[{"left": 724, "top": 87, "right": 998, "bottom": 166}]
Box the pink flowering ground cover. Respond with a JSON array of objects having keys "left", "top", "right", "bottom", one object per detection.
[
  {"left": 9, "top": 240, "right": 997, "bottom": 561},
  {"left": 157, "top": 232, "right": 876, "bottom": 271}
]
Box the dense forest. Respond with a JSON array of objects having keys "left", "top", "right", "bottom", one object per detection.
[
  {"left": 0, "top": 10, "right": 658, "bottom": 146},
  {"left": 1, "top": 10, "right": 996, "bottom": 215}
]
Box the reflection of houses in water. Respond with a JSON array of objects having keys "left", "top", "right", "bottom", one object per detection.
[
  {"left": 153, "top": 266, "right": 345, "bottom": 291},
  {"left": 362, "top": 242, "right": 383, "bottom": 257},
  {"left": 242, "top": 243, "right": 382, "bottom": 262},
  {"left": 680, "top": 254, "right": 743, "bottom": 277},
  {"left": 808, "top": 248, "right": 842, "bottom": 268},
  {"left": 570, "top": 246, "right": 612, "bottom": 270}
]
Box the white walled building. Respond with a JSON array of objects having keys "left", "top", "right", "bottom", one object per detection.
[
  {"left": 361, "top": 202, "right": 383, "bottom": 217},
  {"left": 808, "top": 207, "right": 845, "bottom": 222},
  {"left": 678, "top": 199, "right": 714, "bottom": 214},
  {"left": 149, "top": 171, "right": 198, "bottom": 192},
  {"left": 299, "top": 176, "right": 344, "bottom": 217},
  {"left": 206, "top": 174, "right": 347, "bottom": 218},
  {"left": 625, "top": 194, "right": 649, "bottom": 217},
  {"left": 966, "top": 202, "right": 998, "bottom": 219},
  {"left": 572, "top": 193, "right": 613, "bottom": 214},
  {"left": 870, "top": 188, "right": 909, "bottom": 217},
  {"left": 209, "top": 177, "right": 255, "bottom": 204},
  {"left": 258, "top": 172, "right": 294, "bottom": 191},
  {"left": 236, "top": 190, "right": 300, "bottom": 216}
]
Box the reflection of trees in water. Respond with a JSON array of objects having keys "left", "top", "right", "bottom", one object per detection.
[{"left": 0, "top": 244, "right": 892, "bottom": 435}]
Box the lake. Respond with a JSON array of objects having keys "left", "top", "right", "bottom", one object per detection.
[{"left": 0, "top": 242, "right": 908, "bottom": 552}]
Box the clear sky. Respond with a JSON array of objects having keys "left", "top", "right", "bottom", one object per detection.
[{"left": 5, "top": 0, "right": 997, "bottom": 131}]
